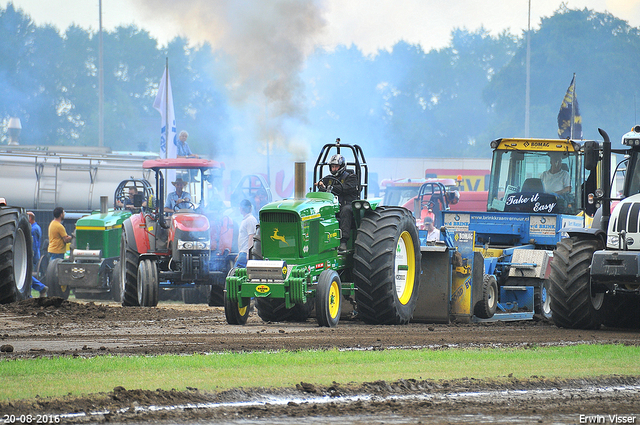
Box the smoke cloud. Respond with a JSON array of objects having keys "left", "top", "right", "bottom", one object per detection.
[{"left": 133, "top": 0, "right": 327, "bottom": 161}]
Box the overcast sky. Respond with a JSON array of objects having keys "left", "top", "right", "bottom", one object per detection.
[{"left": 3, "top": 0, "right": 640, "bottom": 55}]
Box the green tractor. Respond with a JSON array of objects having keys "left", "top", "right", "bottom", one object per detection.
[
  {"left": 225, "top": 140, "right": 422, "bottom": 327},
  {"left": 44, "top": 179, "right": 153, "bottom": 300}
]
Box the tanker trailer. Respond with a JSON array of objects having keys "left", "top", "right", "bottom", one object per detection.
[{"left": 0, "top": 145, "right": 158, "bottom": 226}]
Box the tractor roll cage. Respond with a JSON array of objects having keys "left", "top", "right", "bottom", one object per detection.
[{"left": 312, "top": 138, "right": 369, "bottom": 199}]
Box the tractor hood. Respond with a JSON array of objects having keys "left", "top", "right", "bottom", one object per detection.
[
  {"left": 258, "top": 192, "right": 341, "bottom": 260},
  {"left": 172, "top": 213, "right": 210, "bottom": 232},
  {"left": 607, "top": 193, "right": 640, "bottom": 249},
  {"left": 259, "top": 192, "right": 340, "bottom": 220}
]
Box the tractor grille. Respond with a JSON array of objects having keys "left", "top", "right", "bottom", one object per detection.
[
  {"left": 260, "top": 212, "right": 299, "bottom": 223},
  {"left": 616, "top": 202, "right": 640, "bottom": 233}
]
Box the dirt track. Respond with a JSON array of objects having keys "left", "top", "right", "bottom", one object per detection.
[{"left": 1, "top": 297, "right": 640, "bottom": 423}]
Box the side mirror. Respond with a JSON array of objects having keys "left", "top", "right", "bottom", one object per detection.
[{"left": 583, "top": 140, "right": 599, "bottom": 171}]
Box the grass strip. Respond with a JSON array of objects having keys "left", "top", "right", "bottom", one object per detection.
[{"left": 1, "top": 344, "right": 638, "bottom": 401}]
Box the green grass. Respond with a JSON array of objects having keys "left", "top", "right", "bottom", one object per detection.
[{"left": 1, "top": 344, "right": 638, "bottom": 401}]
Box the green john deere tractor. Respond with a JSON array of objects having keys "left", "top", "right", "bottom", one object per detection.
[
  {"left": 45, "top": 179, "right": 153, "bottom": 301},
  {"left": 225, "top": 139, "right": 422, "bottom": 327}
]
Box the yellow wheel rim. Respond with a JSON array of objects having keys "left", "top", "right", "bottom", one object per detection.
[
  {"left": 395, "top": 230, "right": 416, "bottom": 305},
  {"left": 328, "top": 280, "right": 340, "bottom": 319},
  {"left": 238, "top": 304, "right": 247, "bottom": 316}
]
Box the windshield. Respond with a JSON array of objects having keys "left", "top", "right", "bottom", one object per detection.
[
  {"left": 487, "top": 150, "right": 580, "bottom": 215},
  {"left": 382, "top": 187, "right": 420, "bottom": 207}
]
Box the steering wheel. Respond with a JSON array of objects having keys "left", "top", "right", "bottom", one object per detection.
[
  {"left": 174, "top": 201, "right": 195, "bottom": 212},
  {"left": 321, "top": 176, "right": 343, "bottom": 195}
]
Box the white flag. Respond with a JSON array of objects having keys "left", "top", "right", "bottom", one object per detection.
[{"left": 153, "top": 67, "right": 177, "bottom": 159}]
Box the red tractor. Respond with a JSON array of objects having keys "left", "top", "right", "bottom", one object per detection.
[{"left": 119, "top": 158, "right": 235, "bottom": 306}]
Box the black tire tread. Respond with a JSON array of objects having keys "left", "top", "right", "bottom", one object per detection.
[
  {"left": 549, "top": 237, "right": 603, "bottom": 329},
  {"left": 121, "top": 228, "right": 139, "bottom": 306},
  {"left": 353, "top": 206, "right": 421, "bottom": 325},
  {"left": 602, "top": 294, "right": 640, "bottom": 329},
  {"left": 474, "top": 274, "right": 498, "bottom": 319},
  {"left": 0, "top": 208, "right": 33, "bottom": 304}
]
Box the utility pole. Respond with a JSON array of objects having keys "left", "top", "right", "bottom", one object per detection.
[
  {"left": 98, "top": 0, "right": 104, "bottom": 147},
  {"left": 524, "top": 0, "right": 531, "bottom": 137}
]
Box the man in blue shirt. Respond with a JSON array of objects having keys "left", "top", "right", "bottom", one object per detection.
[
  {"left": 28, "top": 212, "right": 47, "bottom": 297},
  {"left": 176, "top": 131, "right": 199, "bottom": 159},
  {"left": 164, "top": 178, "right": 192, "bottom": 213}
]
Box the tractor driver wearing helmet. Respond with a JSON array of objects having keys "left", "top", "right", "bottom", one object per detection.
[{"left": 315, "top": 154, "right": 359, "bottom": 252}]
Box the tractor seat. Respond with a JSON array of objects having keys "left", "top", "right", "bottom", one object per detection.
[{"left": 521, "top": 178, "right": 544, "bottom": 193}]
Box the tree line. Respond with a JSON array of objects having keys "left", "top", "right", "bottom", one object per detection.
[{"left": 0, "top": 3, "right": 638, "bottom": 158}]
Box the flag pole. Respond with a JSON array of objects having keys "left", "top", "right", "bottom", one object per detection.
[{"left": 165, "top": 57, "right": 169, "bottom": 152}]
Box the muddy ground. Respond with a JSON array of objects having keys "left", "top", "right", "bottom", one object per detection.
[{"left": 1, "top": 297, "right": 640, "bottom": 423}]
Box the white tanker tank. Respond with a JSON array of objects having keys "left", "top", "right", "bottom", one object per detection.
[{"left": 0, "top": 145, "right": 158, "bottom": 218}]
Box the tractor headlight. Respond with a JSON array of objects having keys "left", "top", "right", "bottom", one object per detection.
[
  {"left": 607, "top": 235, "right": 620, "bottom": 248},
  {"left": 353, "top": 201, "right": 371, "bottom": 210},
  {"left": 178, "top": 239, "right": 210, "bottom": 250}
]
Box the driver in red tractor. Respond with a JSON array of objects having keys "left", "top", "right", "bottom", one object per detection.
[
  {"left": 164, "top": 177, "right": 192, "bottom": 213},
  {"left": 315, "top": 154, "right": 359, "bottom": 252}
]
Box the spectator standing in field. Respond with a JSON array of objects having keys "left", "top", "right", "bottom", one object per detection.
[
  {"left": 423, "top": 216, "right": 441, "bottom": 243},
  {"left": 28, "top": 211, "right": 47, "bottom": 297},
  {"left": 48, "top": 207, "right": 72, "bottom": 260},
  {"left": 235, "top": 199, "right": 258, "bottom": 268}
]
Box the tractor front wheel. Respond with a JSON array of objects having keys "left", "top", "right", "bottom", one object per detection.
[
  {"left": 121, "top": 228, "right": 139, "bottom": 306},
  {"left": 316, "top": 269, "right": 341, "bottom": 328},
  {"left": 137, "top": 259, "right": 158, "bottom": 307},
  {"left": 111, "top": 261, "right": 123, "bottom": 303},
  {"left": 224, "top": 268, "right": 250, "bottom": 325},
  {"left": 549, "top": 237, "right": 603, "bottom": 329},
  {"left": 353, "top": 207, "right": 421, "bottom": 324},
  {"left": 46, "top": 258, "right": 69, "bottom": 299},
  {"left": 602, "top": 294, "right": 640, "bottom": 329},
  {"left": 474, "top": 274, "right": 498, "bottom": 319}
]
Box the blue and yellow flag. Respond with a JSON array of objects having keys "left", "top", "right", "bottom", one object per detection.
[{"left": 557, "top": 74, "right": 582, "bottom": 139}]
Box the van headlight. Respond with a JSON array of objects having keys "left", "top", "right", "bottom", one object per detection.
[{"left": 178, "top": 239, "right": 210, "bottom": 250}]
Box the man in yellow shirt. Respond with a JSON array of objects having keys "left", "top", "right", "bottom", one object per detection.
[{"left": 48, "top": 207, "right": 72, "bottom": 260}]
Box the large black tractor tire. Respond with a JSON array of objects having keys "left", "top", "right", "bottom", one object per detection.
[
  {"left": 602, "top": 294, "right": 640, "bottom": 329},
  {"left": 183, "top": 285, "right": 211, "bottom": 304},
  {"left": 549, "top": 237, "right": 604, "bottom": 329},
  {"left": 46, "top": 258, "right": 69, "bottom": 299},
  {"left": 0, "top": 208, "right": 33, "bottom": 303},
  {"left": 224, "top": 268, "right": 251, "bottom": 325},
  {"left": 110, "top": 261, "right": 123, "bottom": 303},
  {"left": 36, "top": 249, "right": 49, "bottom": 281},
  {"left": 208, "top": 284, "right": 225, "bottom": 307},
  {"left": 316, "top": 269, "right": 341, "bottom": 328},
  {"left": 474, "top": 274, "right": 498, "bottom": 319},
  {"left": 256, "top": 295, "right": 315, "bottom": 322},
  {"left": 137, "top": 258, "right": 159, "bottom": 307},
  {"left": 353, "top": 207, "right": 421, "bottom": 324},
  {"left": 208, "top": 258, "right": 233, "bottom": 307},
  {"left": 121, "top": 228, "right": 140, "bottom": 306}
]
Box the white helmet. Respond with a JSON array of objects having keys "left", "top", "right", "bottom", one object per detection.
[{"left": 328, "top": 154, "right": 346, "bottom": 175}]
